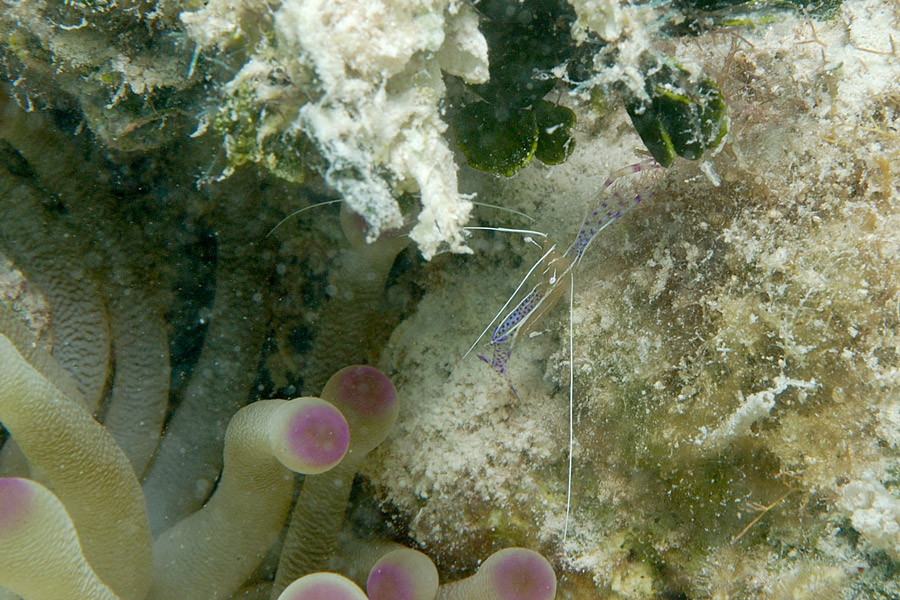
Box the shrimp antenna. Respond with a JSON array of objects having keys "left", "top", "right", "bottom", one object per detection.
[
  {"left": 463, "top": 226, "right": 548, "bottom": 238},
  {"left": 267, "top": 199, "right": 344, "bottom": 237},
  {"left": 470, "top": 201, "right": 536, "bottom": 223},
  {"left": 563, "top": 271, "right": 574, "bottom": 546}
]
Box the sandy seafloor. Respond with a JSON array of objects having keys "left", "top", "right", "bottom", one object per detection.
[{"left": 365, "top": 0, "right": 900, "bottom": 597}]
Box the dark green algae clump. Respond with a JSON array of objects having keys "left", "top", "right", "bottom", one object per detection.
[
  {"left": 450, "top": 0, "right": 848, "bottom": 177},
  {"left": 623, "top": 56, "right": 728, "bottom": 168},
  {"left": 450, "top": 0, "right": 731, "bottom": 176},
  {"left": 452, "top": 100, "right": 576, "bottom": 176},
  {"left": 670, "top": 0, "right": 845, "bottom": 32},
  {"left": 450, "top": 0, "right": 580, "bottom": 176}
]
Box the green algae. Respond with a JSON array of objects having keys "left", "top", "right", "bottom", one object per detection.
[
  {"left": 624, "top": 58, "right": 728, "bottom": 167},
  {"left": 452, "top": 101, "right": 539, "bottom": 176},
  {"left": 672, "top": 0, "right": 846, "bottom": 33},
  {"left": 533, "top": 101, "right": 577, "bottom": 166},
  {"left": 471, "top": 0, "right": 576, "bottom": 109},
  {"left": 452, "top": 99, "right": 578, "bottom": 175}
]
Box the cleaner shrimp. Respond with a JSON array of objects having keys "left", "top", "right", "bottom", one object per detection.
[
  {"left": 265, "top": 159, "right": 658, "bottom": 544},
  {"left": 465, "top": 158, "right": 659, "bottom": 542}
]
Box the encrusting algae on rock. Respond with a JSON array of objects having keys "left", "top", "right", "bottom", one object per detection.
[{"left": 365, "top": 0, "right": 900, "bottom": 597}]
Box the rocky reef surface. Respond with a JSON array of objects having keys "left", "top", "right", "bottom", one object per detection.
[
  {"left": 0, "top": 0, "right": 898, "bottom": 598},
  {"left": 368, "top": 0, "right": 900, "bottom": 597}
]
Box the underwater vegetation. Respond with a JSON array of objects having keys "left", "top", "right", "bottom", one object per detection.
[
  {"left": 0, "top": 0, "right": 899, "bottom": 599},
  {"left": 0, "top": 0, "right": 733, "bottom": 257},
  {"left": 671, "top": 0, "right": 846, "bottom": 33},
  {"left": 621, "top": 55, "right": 727, "bottom": 168},
  {"left": 452, "top": 100, "right": 579, "bottom": 176},
  {"left": 449, "top": 0, "right": 730, "bottom": 175},
  {"left": 450, "top": 0, "right": 580, "bottom": 175},
  {"left": 366, "top": 1, "right": 900, "bottom": 599}
]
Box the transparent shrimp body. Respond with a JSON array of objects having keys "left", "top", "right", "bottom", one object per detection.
[
  {"left": 477, "top": 243, "right": 573, "bottom": 395},
  {"left": 474, "top": 160, "right": 657, "bottom": 395}
]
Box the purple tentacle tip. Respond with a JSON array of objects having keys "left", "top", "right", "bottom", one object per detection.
[
  {"left": 332, "top": 365, "right": 397, "bottom": 417},
  {"left": 279, "top": 573, "right": 367, "bottom": 600},
  {"left": 0, "top": 478, "right": 33, "bottom": 535},
  {"left": 490, "top": 549, "right": 557, "bottom": 600},
  {"left": 367, "top": 561, "right": 414, "bottom": 600},
  {"left": 286, "top": 403, "right": 350, "bottom": 472}
]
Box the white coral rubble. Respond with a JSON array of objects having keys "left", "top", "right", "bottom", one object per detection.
[
  {"left": 183, "top": 0, "right": 489, "bottom": 259},
  {"left": 838, "top": 479, "right": 900, "bottom": 559}
]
